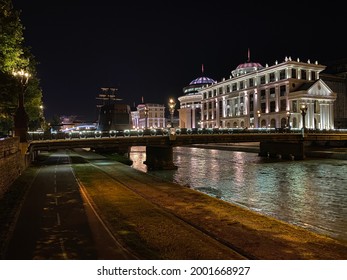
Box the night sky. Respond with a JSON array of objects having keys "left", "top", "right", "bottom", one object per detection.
[{"left": 11, "top": 0, "right": 347, "bottom": 121}]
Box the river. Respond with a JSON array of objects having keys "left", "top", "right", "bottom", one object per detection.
[{"left": 129, "top": 146, "right": 347, "bottom": 242}]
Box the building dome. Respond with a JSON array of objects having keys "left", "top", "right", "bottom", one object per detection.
[
  {"left": 189, "top": 76, "right": 216, "bottom": 85},
  {"left": 236, "top": 62, "right": 263, "bottom": 70},
  {"left": 232, "top": 61, "right": 263, "bottom": 77},
  {"left": 232, "top": 49, "right": 263, "bottom": 77},
  {"left": 182, "top": 75, "right": 216, "bottom": 96}
]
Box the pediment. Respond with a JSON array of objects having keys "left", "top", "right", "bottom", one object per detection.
[{"left": 307, "top": 80, "right": 333, "bottom": 97}]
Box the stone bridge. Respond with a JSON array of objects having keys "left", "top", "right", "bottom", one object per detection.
[{"left": 27, "top": 129, "right": 347, "bottom": 169}]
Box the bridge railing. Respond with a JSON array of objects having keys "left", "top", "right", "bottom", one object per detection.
[{"left": 27, "top": 127, "right": 347, "bottom": 141}]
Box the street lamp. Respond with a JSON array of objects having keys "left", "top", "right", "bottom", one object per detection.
[
  {"left": 144, "top": 105, "right": 149, "bottom": 129},
  {"left": 257, "top": 110, "right": 261, "bottom": 128},
  {"left": 286, "top": 110, "right": 291, "bottom": 129},
  {"left": 168, "top": 98, "right": 176, "bottom": 128},
  {"left": 12, "top": 69, "right": 30, "bottom": 142},
  {"left": 300, "top": 104, "right": 308, "bottom": 130}
]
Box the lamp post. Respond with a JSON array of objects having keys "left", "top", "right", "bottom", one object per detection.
[
  {"left": 168, "top": 98, "right": 176, "bottom": 128},
  {"left": 300, "top": 104, "right": 308, "bottom": 130},
  {"left": 257, "top": 110, "right": 261, "bottom": 128},
  {"left": 12, "top": 69, "right": 30, "bottom": 142},
  {"left": 286, "top": 110, "right": 291, "bottom": 129},
  {"left": 144, "top": 105, "right": 149, "bottom": 129}
]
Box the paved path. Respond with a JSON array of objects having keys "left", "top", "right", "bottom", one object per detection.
[{"left": 4, "top": 150, "right": 134, "bottom": 260}]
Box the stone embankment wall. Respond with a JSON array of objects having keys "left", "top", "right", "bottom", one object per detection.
[{"left": 0, "top": 137, "right": 25, "bottom": 198}]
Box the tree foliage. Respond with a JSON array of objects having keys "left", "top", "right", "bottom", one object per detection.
[{"left": 0, "top": 0, "right": 44, "bottom": 134}]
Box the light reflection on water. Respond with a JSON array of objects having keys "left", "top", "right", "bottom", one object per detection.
[{"left": 130, "top": 146, "right": 347, "bottom": 242}]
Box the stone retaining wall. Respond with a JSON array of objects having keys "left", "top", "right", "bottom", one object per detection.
[{"left": 0, "top": 137, "right": 25, "bottom": 198}]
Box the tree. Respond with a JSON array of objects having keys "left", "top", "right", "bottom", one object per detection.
[{"left": 0, "top": 0, "right": 44, "bottom": 135}]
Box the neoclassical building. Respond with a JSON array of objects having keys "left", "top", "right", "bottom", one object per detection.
[
  {"left": 131, "top": 103, "right": 166, "bottom": 129},
  {"left": 198, "top": 57, "right": 337, "bottom": 129},
  {"left": 178, "top": 75, "right": 216, "bottom": 128}
]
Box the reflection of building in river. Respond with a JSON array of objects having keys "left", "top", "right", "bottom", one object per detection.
[{"left": 191, "top": 54, "right": 338, "bottom": 129}]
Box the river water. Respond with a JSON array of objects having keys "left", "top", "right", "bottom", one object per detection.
[{"left": 129, "top": 146, "right": 347, "bottom": 242}]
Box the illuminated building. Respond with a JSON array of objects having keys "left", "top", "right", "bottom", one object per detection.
[
  {"left": 178, "top": 66, "right": 216, "bottom": 128},
  {"left": 132, "top": 103, "right": 166, "bottom": 129},
  {"left": 199, "top": 56, "right": 337, "bottom": 129}
]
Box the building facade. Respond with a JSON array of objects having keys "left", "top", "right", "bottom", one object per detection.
[
  {"left": 178, "top": 76, "right": 216, "bottom": 128},
  {"left": 199, "top": 57, "right": 337, "bottom": 130},
  {"left": 132, "top": 103, "right": 166, "bottom": 129},
  {"left": 320, "top": 58, "right": 347, "bottom": 128},
  {"left": 97, "top": 103, "right": 132, "bottom": 131}
]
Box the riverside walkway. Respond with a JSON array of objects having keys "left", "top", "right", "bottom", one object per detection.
[{"left": 70, "top": 149, "right": 347, "bottom": 260}]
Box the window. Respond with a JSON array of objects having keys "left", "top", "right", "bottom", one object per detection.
[
  {"left": 249, "top": 78, "right": 254, "bottom": 87},
  {"left": 219, "top": 100, "right": 223, "bottom": 116},
  {"left": 280, "top": 69, "right": 286, "bottom": 80},
  {"left": 270, "top": 101, "right": 276, "bottom": 112},
  {"left": 239, "top": 81, "right": 244, "bottom": 89},
  {"left": 261, "top": 102, "right": 266, "bottom": 113},
  {"left": 240, "top": 96, "right": 244, "bottom": 103},
  {"left": 232, "top": 83, "right": 237, "bottom": 91},
  {"left": 270, "top": 88, "right": 275, "bottom": 98},
  {"left": 291, "top": 68, "right": 297, "bottom": 79},
  {"left": 280, "top": 99, "right": 286, "bottom": 111},
  {"left": 226, "top": 85, "right": 230, "bottom": 93},
  {"left": 260, "top": 75, "right": 266, "bottom": 84},
  {"left": 292, "top": 100, "right": 297, "bottom": 113},
  {"left": 301, "top": 69, "right": 307, "bottom": 80},
  {"left": 269, "top": 72, "right": 275, "bottom": 82},
  {"left": 311, "top": 71, "right": 316, "bottom": 80},
  {"left": 260, "top": 90, "right": 266, "bottom": 100},
  {"left": 280, "top": 85, "right": 286, "bottom": 96}
]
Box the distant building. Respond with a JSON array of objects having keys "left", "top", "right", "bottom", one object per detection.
[
  {"left": 320, "top": 58, "right": 347, "bottom": 128},
  {"left": 96, "top": 87, "right": 132, "bottom": 131},
  {"left": 132, "top": 103, "right": 166, "bottom": 129},
  {"left": 97, "top": 103, "right": 132, "bottom": 131},
  {"left": 198, "top": 56, "right": 337, "bottom": 130}
]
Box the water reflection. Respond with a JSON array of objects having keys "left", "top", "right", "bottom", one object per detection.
[{"left": 129, "top": 146, "right": 347, "bottom": 242}]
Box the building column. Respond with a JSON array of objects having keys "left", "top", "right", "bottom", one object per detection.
[
  {"left": 191, "top": 107, "right": 196, "bottom": 128},
  {"left": 329, "top": 103, "right": 334, "bottom": 129}
]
